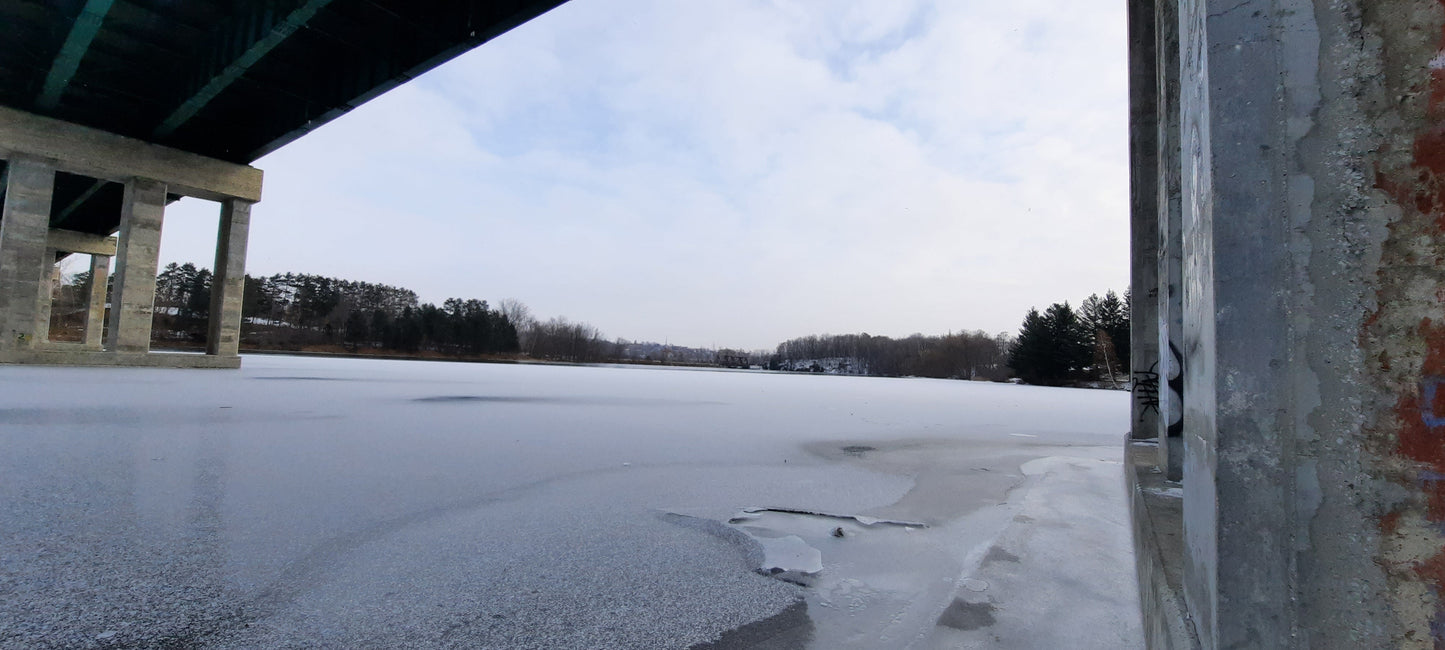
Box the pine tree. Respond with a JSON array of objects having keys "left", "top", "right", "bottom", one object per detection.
[
  {"left": 181, "top": 268, "right": 211, "bottom": 332},
  {"left": 1044, "top": 302, "right": 1092, "bottom": 380},
  {"left": 343, "top": 310, "right": 369, "bottom": 349},
  {"left": 1008, "top": 302, "right": 1093, "bottom": 386},
  {"left": 1008, "top": 308, "right": 1052, "bottom": 385},
  {"left": 1080, "top": 290, "right": 1130, "bottom": 376},
  {"left": 1102, "top": 290, "right": 1130, "bottom": 371}
]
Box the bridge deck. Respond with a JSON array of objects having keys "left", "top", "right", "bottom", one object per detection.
[{"left": 1, "top": 0, "right": 568, "bottom": 236}]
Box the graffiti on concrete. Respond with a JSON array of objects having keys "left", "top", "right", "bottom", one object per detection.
[
  {"left": 1166, "top": 343, "right": 1184, "bottom": 437},
  {"left": 1134, "top": 361, "right": 1161, "bottom": 420}
]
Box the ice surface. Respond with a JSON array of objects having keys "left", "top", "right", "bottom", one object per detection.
[
  {"left": 0, "top": 355, "right": 1139, "bottom": 649},
  {"left": 750, "top": 534, "right": 824, "bottom": 575}
]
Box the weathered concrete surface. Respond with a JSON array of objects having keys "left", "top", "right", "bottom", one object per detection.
[
  {"left": 0, "top": 349, "right": 241, "bottom": 369},
  {"left": 106, "top": 178, "right": 166, "bottom": 354},
  {"left": 1129, "top": 0, "right": 1162, "bottom": 441},
  {"left": 0, "top": 158, "right": 55, "bottom": 353},
  {"left": 1178, "top": 0, "right": 1322, "bottom": 645},
  {"left": 206, "top": 199, "right": 250, "bottom": 358},
  {"left": 1180, "top": 0, "right": 1305, "bottom": 644},
  {"left": 1174, "top": 0, "right": 1215, "bottom": 634},
  {"left": 1154, "top": 0, "right": 1184, "bottom": 482},
  {"left": 1, "top": 109, "right": 261, "bottom": 368},
  {"left": 1131, "top": 0, "right": 1445, "bottom": 646},
  {"left": 46, "top": 229, "right": 117, "bottom": 257},
  {"left": 1128, "top": 439, "right": 1198, "bottom": 649},
  {"left": 32, "top": 253, "right": 55, "bottom": 346},
  {"left": 1361, "top": 1, "right": 1445, "bottom": 646},
  {"left": 0, "top": 106, "right": 263, "bottom": 203},
  {"left": 82, "top": 254, "right": 108, "bottom": 350}
]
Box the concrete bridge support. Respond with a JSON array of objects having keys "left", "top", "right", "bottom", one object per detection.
[
  {"left": 206, "top": 199, "right": 250, "bottom": 358},
  {"left": 40, "top": 228, "right": 117, "bottom": 351},
  {"left": 83, "top": 252, "right": 109, "bottom": 349},
  {"left": 0, "top": 107, "right": 262, "bottom": 368},
  {"left": 1129, "top": 0, "right": 1445, "bottom": 647},
  {"left": 107, "top": 178, "right": 166, "bottom": 354},
  {"left": 0, "top": 158, "right": 55, "bottom": 352},
  {"left": 1154, "top": 0, "right": 1185, "bottom": 483},
  {"left": 1130, "top": 0, "right": 1163, "bottom": 442}
]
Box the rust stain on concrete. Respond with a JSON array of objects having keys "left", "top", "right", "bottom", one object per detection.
[{"left": 1368, "top": 3, "right": 1445, "bottom": 642}]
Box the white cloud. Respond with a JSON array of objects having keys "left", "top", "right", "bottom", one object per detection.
[{"left": 158, "top": 0, "right": 1129, "bottom": 350}]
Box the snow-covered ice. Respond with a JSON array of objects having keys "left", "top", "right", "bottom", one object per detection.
[{"left": 0, "top": 355, "right": 1142, "bottom": 649}]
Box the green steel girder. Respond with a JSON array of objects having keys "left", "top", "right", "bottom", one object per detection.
[
  {"left": 152, "top": 0, "right": 336, "bottom": 139},
  {"left": 36, "top": 0, "right": 116, "bottom": 110}
]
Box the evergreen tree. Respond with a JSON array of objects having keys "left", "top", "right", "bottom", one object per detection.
[
  {"left": 495, "top": 315, "right": 520, "bottom": 353},
  {"left": 180, "top": 268, "right": 211, "bottom": 332},
  {"left": 1044, "top": 302, "right": 1092, "bottom": 379},
  {"left": 369, "top": 310, "right": 392, "bottom": 348},
  {"left": 1008, "top": 302, "right": 1093, "bottom": 386},
  {"left": 1008, "top": 308, "right": 1052, "bottom": 385},
  {"left": 343, "top": 310, "right": 369, "bottom": 348},
  {"left": 1080, "top": 290, "right": 1130, "bottom": 374}
]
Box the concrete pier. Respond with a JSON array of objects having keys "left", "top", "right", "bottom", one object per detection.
[
  {"left": 206, "top": 199, "right": 250, "bottom": 357},
  {"left": 0, "top": 107, "right": 262, "bottom": 368},
  {"left": 1130, "top": 0, "right": 1445, "bottom": 646},
  {"left": 83, "top": 253, "right": 108, "bottom": 349},
  {"left": 0, "top": 158, "right": 55, "bottom": 352},
  {"left": 1128, "top": 0, "right": 1161, "bottom": 441},
  {"left": 1153, "top": 0, "right": 1183, "bottom": 482},
  {"left": 107, "top": 178, "right": 166, "bottom": 353}
]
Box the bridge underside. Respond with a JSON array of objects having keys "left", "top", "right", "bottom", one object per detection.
[{"left": 0, "top": 0, "right": 567, "bottom": 366}]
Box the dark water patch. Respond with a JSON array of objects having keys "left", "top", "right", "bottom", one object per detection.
[
  {"left": 840, "top": 445, "right": 876, "bottom": 456},
  {"left": 688, "top": 599, "right": 813, "bottom": 649},
  {"left": 937, "top": 598, "right": 997, "bottom": 631},
  {"left": 251, "top": 376, "right": 359, "bottom": 381},
  {"left": 981, "top": 546, "right": 1020, "bottom": 566},
  {"left": 413, "top": 395, "right": 557, "bottom": 404},
  {"left": 412, "top": 395, "right": 727, "bottom": 407}
]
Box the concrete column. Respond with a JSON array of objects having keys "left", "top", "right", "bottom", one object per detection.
[
  {"left": 1129, "top": 0, "right": 1162, "bottom": 440},
  {"left": 1179, "top": 0, "right": 1310, "bottom": 645},
  {"left": 206, "top": 199, "right": 250, "bottom": 356},
  {"left": 1155, "top": 0, "right": 1184, "bottom": 481},
  {"left": 34, "top": 249, "right": 58, "bottom": 344},
  {"left": 84, "top": 254, "right": 109, "bottom": 349},
  {"left": 0, "top": 158, "right": 55, "bottom": 352},
  {"left": 106, "top": 178, "right": 165, "bottom": 353},
  {"left": 1135, "top": 0, "right": 1445, "bottom": 644}
]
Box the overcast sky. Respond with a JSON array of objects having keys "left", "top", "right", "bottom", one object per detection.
[{"left": 154, "top": 0, "right": 1128, "bottom": 351}]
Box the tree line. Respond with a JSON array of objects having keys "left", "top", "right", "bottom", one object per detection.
[
  {"left": 147, "top": 263, "right": 1130, "bottom": 386},
  {"left": 763, "top": 289, "right": 1131, "bottom": 386},
  {"left": 1006, "top": 290, "right": 1130, "bottom": 387},
  {"left": 146, "top": 262, "right": 521, "bottom": 356},
  {"left": 770, "top": 330, "right": 1011, "bottom": 380},
  {"left": 50, "top": 262, "right": 1133, "bottom": 388}
]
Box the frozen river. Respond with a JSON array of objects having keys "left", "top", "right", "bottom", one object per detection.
[{"left": 0, "top": 355, "right": 1141, "bottom": 649}]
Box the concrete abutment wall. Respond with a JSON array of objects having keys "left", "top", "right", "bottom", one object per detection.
[{"left": 1131, "top": 0, "right": 1445, "bottom": 646}]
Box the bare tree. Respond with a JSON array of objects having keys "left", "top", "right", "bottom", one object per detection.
[{"left": 498, "top": 298, "right": 536, "bottom": 349}]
